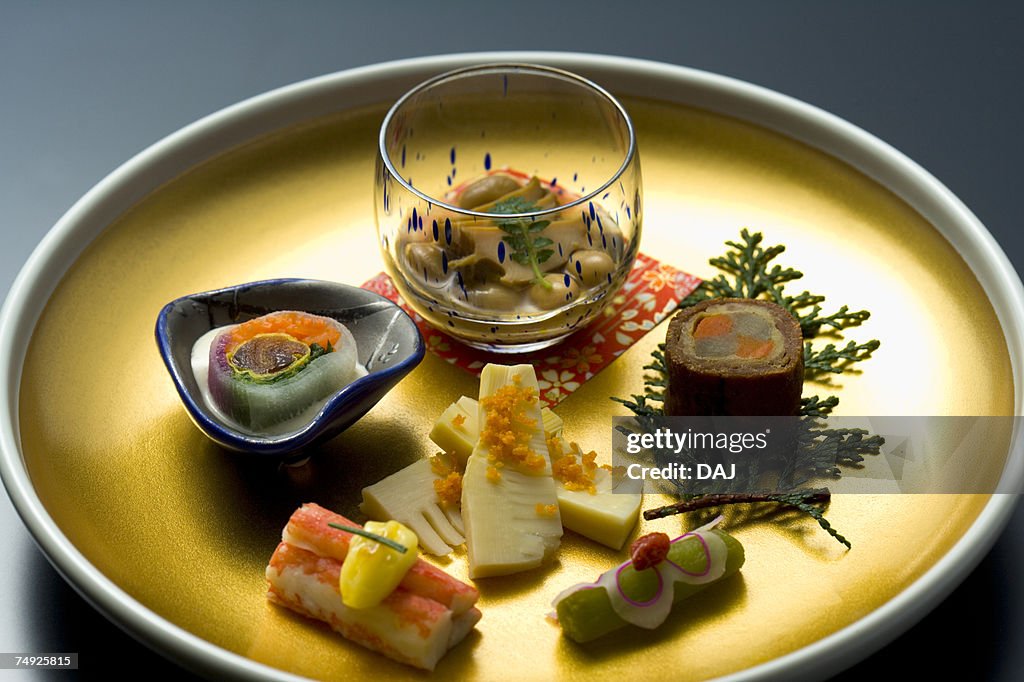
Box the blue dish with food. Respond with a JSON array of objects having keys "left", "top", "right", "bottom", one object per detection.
[{"left": 155, "top": 278, "right": 424, "bottom": 456}]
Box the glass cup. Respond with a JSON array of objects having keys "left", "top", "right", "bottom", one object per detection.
[{"left": 375, "top": 63, "right": 641, "bottom": 352}]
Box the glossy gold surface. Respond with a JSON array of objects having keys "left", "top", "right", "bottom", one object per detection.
[{"left": 19, "top": 98, "right": 1013, "bottom": 680}]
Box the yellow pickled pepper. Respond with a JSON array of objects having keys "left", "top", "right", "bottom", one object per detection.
[{"left": 340, "top": 520, "right": 419, "bottom": 609}]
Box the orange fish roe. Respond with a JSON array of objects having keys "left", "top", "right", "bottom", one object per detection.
[
  {"left": 433, "top": 472, "right": 463, "bottom": 508},
  {"left": 551, "top": 441, "right": 599, "bottom": 494},
  {"left": 479, "top": 383, "right": 546, "bottom": 473},
  {"left": 429, "top": 452, "right": 457, "bottom": 477},
  {"left": 451, "top": 413, "right": 467, "bottom": 429},
  {"left": 546, "top": 434, "right": 564, "bottom": 460},
  {"left": 535, "top": 503, "right": 558, "bottom": 517},
  {"left": 227, "top": 311, "right": 342, "bottom": 351},
  {"left": 430, "top": 453, "right": 464, "bottom": 506}
]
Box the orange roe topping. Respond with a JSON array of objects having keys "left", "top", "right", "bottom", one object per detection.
[
  {"left": 227, "top": 311, "right": 342, "bottom": 351},
  {"left": 433, "top": 472, "right": 463, "bottom": 508},
  {"left": 546, "top": 434, "right": 564, "bottom": 459},
  {"left": 429, "top": 453, "right": 447, "bottom": 476},
  {"left": 736, "top": 335, "right": 774, "bottom": 359},
  {"left": 451, "top": 413, "right": 467, "bottom": 429},
  {"left": 479, "top": 382, "right": 546, "bottom": 473},
  {"left": 535, "top": 503, "right": 558, "bottom": 517},
  {"left": 428, "top": 453, "right": 463, "bottom": 506},
  {"left": 550, "top": 440, "right": 599, "bottom": 494},
  {"left": 693, "top": 314, "right": 733, "bottom": 339},
  {"left": 429, "top": 452, "right": 457, "bottom": 476}
]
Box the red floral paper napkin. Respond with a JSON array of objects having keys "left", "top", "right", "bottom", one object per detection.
[{"left": 361, "top": 254, "right": 701, "bottom": 407}]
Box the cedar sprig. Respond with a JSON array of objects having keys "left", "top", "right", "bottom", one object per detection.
[
  {"left": 641, "top": 489, "right": 850, "bottom": 550},
  {"left": 610, "top": 345, "right": 670, "bottom": 420},
  {"left": 610, "top": 393, "right": 662, "bottom": 424},
  {"left": 612, "top": 229, "right": 885, "bottom": 548},
  {"left": 804, "top": 340, "right": 881, "bottom": 377},
  {"left": 681, "top": 230, "right": 798, "bottom": 303},
  {"left": 642, "top": 346, "right": 670, "bottom": 389},
  {"left": 800, "top": 395, "right": 839, "bottom": 417},
  {"left": 784, "top": 423, "right": 884, "bottom": 487},
  {"left": 781, "top": 494, "right": 851, "bottom": 549},
  {"left": 682, "top": 228, "right": 875, "bottom": 340},
  {"left": 643, "top": 488, "right": 831, "bottom": 520},
  {"left": 613, "top": 373, "right": 883, "bottom": 545}
]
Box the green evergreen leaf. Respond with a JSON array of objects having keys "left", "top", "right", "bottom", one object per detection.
[
  {"left": 804, "top": 340, "right": 881, "bottom": 377},
  {"left": 609, "top": 229, "right": 886, "bottom": 549}
]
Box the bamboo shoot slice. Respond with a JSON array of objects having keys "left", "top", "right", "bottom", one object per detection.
[
  {"left": 434, "top": 396, "right": 640, "bottom": 550},
  {"left": 462, "top": 364, "right": 562, "bottom": 578},
  {"left": 555, "top": 468, "right": 642, "bottom": 550},
  {"left": 430, "top": 397, "right": 562, "bottom": 466},
  {"left": 360, "top": 459, "right": 465, "bottom": 556}
]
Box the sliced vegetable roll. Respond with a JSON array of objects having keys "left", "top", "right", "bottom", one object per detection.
[
  {"left": 552, "top": 522, "right": 744, "bottom": 643},
  {"left": 265, "top": 503, "right": 481, "bottom": 671},
  {"left": 207, "top": 311, "right": 364, "bottom": 431},
  {"left": 664, "top": 298, "right": 803, "bottom": 416}
]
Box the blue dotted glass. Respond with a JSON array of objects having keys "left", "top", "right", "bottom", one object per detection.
[{"left": 376, "top": 63, "right": 641, "bottom": 353}]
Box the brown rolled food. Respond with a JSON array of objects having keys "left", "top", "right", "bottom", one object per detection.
[{"left": 664, "top": 298, "right": 803, "bottom": 416}]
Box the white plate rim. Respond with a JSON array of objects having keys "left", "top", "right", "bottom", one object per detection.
[{"left": 0, "top": 51, "right": 1021, "bottom": 681}]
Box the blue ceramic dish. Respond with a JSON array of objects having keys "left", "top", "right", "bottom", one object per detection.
[{"left": 155, "top": 278, "right": 424, "bottom": 457}]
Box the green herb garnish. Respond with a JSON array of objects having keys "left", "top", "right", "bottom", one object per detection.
[
  {"left": 613, "top": 229, "right": 884, "bottom": 549},
  {"left": 328, "top": 522, "right": 408, "bottom": 554},
  {"left": 309, "top": 341, "right": 333, "bottom": 361},
  {"left": 492, "top": 196, "right": 554, "bottom": 289}
]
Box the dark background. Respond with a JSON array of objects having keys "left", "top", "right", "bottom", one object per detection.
[{"left": 1, "top": 1, "right": 1021, "bottom": 679}]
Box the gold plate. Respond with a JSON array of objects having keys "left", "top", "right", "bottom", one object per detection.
[{"left": 15, "top": 66, "right": 1015, "bottom": 681}]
